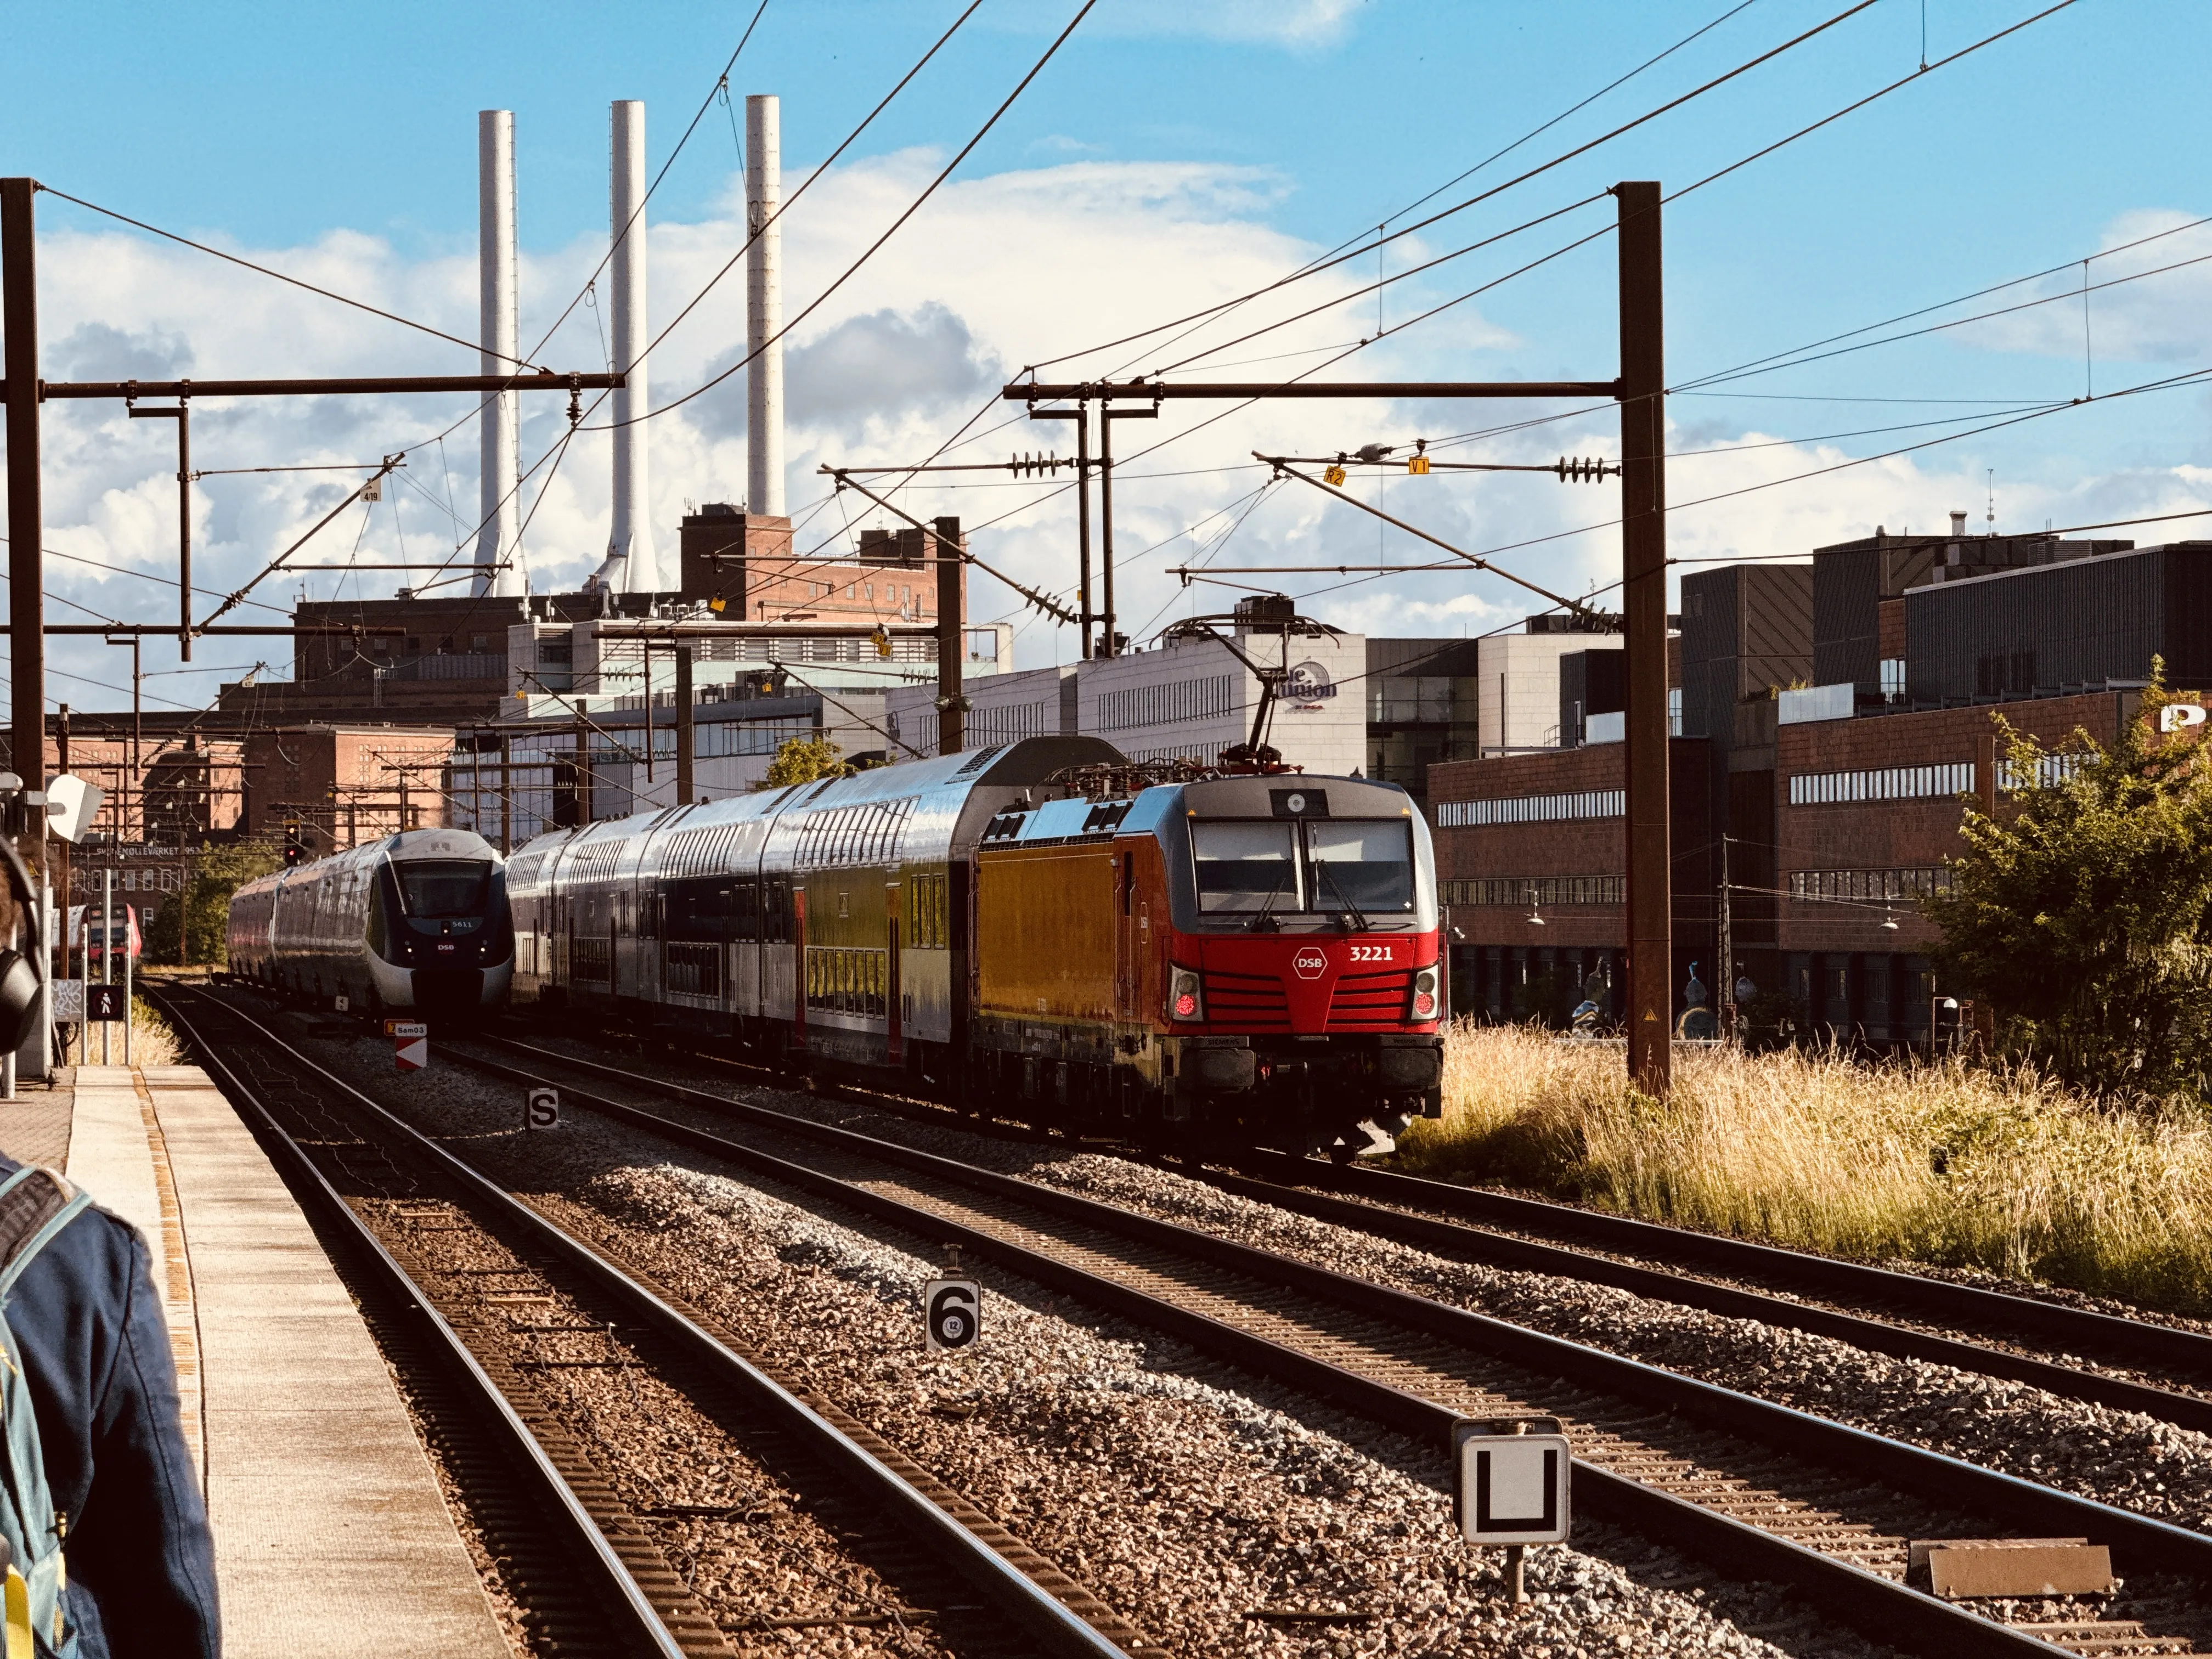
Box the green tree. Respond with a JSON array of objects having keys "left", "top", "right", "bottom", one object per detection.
[
  {"left": 756, "top": 734, "right": 851, "bottom": 791},
  {"left": 143, "top": 841, "right": 282, "bottom": 967},
  {"left": 1925, "top": 684, "right": 2212, "bottom": 1096}
]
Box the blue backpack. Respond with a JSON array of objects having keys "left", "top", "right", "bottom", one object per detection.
[{"left": 0, "top": 1164, "right": 93, "bottom": 1659}]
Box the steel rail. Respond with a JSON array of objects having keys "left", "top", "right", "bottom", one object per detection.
[
  {"left": 460, "top": 1037, "right": 2207, "bottom": 1657},
  {"left": 1278, "top": 1155, "right": 2212, "bottom": 1383},
  {"left": 152, "top": 994, "right": 689, "bottom": 1659},
  {"left": 174, "top": 994, "right": 1137, "bottom": 1659},
  {"left": 1187, "top": 1154, "right": 2212, "bottom": 1435},
  {"left": 510, "top": 1033, "right": 2212, "bottom": 1430}
]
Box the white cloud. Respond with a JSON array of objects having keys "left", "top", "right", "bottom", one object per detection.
[
  {"left": 8, "top": 162, "right": 2202, "bottom": 714},
  {"left": 1935, "top": 208, "right": 2212, "bottom": 368}
]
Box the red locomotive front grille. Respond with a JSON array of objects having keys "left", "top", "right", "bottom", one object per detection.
[
  {"left": 1199, "top": 967, "right": 1291, "bottom": 1028},
  {"left": 1189, "top": 934, "right": 1436, "bottom": 1034},
  {"left": 1328, "top": 964, "right": 1414, "bottom": 1029}
]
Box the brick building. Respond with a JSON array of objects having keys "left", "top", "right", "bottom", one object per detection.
[
  {"left": 211, "top": 503, "right": 946, "bottom": 727},
  {"left": 1429, "top": 524, "right": 2199, "bottom": 1044},
  {"left": 1431, "top": 738, "right": 1712, "bottom": 1023}
]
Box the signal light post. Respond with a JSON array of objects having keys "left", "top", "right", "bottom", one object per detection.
[{"left": 1007, "top": 181, "right": 1675, "bottom": 1091}]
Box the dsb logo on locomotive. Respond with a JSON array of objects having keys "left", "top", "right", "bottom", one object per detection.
[{"left": 1293, "top": 946, "right": 1328, "bottom": 980}]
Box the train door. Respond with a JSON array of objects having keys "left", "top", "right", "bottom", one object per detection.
[
  {"left": 614, "top": 874, "right": 641, "bottom": 1001},
  {"left": 885, "top": 879, "right": 903, "bottom": 1066},
  {"left": 789, "top": 883, "right": 808, "bottom": 1053},
  {"left": 1114, "top": 848, "right": 1140, "bottom": 1032},
  {"left": 758, "top": 875, "right": 792, "bottom": 1032},
  {"left": 946, "top": 859, "right": 971, "bottom": 1096},
  {"left": 730, "top": 876, "right": 760, "bottom": 1030}
]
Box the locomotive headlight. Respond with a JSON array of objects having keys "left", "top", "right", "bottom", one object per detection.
[
  {"left": 1170, "top": 968, "right": 1204, "bottom": 1022},
  {"left": 1410, "top": 966, "right": 1438, "bottom": 1021}
]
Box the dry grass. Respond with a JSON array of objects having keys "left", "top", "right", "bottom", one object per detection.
[
  {"left": 127, "top": 996, "right": 182, "bottom": 1067},
  {"left": 1396, "top": 1023, "right": 2212, "bottom": 1316}
]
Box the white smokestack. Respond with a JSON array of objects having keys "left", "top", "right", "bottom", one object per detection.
[
  {"left": 746, "top": 94, "right": 785, "bottom": 518},
  {"left": 476, "top": 110, "right": 522, "bottom": 597},
  {"left": 608, "top": 99, "right": 657, "bottom": 591}
]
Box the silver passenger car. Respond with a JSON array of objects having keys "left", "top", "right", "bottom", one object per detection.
[
  {"left": 504, "top": 737, "right": 1122, "bottom": 1079},
  {"left": 228, "top": 828, "right": 514, "bottom": 1015}
]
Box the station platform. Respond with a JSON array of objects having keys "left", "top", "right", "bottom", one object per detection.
[{"left": 0, "top": 1065, "right": 507, "bottom": 1657}]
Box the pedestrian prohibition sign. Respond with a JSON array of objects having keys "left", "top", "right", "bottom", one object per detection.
[{"left": 392, "top": 1022, "right": 429, "bottom": 1073}]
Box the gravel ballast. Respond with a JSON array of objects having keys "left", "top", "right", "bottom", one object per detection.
[
  {"left": 679, "top": 1067, "right": 2212, "bottom": 1536},
  {"left": 306, "top": 1026, "right": 1871, "bottom": 1657}
]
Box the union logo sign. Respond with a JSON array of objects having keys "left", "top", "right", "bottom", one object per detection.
[
  {"left": 1284, "top": 659, "right": 1338, "bottom": 704},
  {"left": 1293, "top": 946, "right": 1328, "bottom": 980}
]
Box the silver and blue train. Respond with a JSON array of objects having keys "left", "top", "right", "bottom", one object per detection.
[{"left": 226, "top": 828, "right": 514, "bottom": 1016}]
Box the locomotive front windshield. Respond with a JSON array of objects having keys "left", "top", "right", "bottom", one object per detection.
[
  {"left": 1191, "top": 819, "right": 1415, "bottom": 916},
  {"left": 396, "top": 860, "right": 492, "bottom": 918}
]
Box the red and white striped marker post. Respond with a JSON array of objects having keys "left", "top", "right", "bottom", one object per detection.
[{"left": 391, "top": 1022, "right": 429, "bottom": 1073}]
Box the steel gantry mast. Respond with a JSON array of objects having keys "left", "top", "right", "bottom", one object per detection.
[
  {"left": 1006, "top": 182, "right": 1675, "bottom": 1092},
  {"left": 1, "top": 173, "right": 622, "bottom": 1079}
]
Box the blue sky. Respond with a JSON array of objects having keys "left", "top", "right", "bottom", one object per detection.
[{"left": 5, "top": 0, "right": 2210, "bottom": 710}]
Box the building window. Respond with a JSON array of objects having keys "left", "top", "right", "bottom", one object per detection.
[
  {"left": 1093, "top": 674, "right": 1238, "bottom": 733},
  {"left": 1996, "top": 753, "right": 2089, "bottom": 790},
  {"left": 1880, "top": 658, "right": 1906, "bottom": 698},
  {"left": 1442, "top": 875, "right": 1624, "bottom": 907},
  {"left": 1787, "top": 763, "right": 1972, "bottom": 806},
  {"left": 1787, "top": 866, "right": 1953, "bottom": 901},
  {"left": 1434, "top": 789, "right": 1624, "bottom": 828}
]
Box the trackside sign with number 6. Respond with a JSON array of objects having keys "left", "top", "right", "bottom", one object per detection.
[{"left": 924, "top": 1278, "right": 980, "bottom": 1352}]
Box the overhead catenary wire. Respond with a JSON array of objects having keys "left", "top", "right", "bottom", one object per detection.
[
  {"left": 1677, "top": 208, "right": 2212, "bottom": 396},
  {"left": 33, "top": 184, "right": 551, "bottom": 370},
  {"left": 1022, "top": 0, "right": 1884, "bottom": 376},
  {"left": 873, "top": 0, "right": 2091, "bottom": 627},
  {"left": 589, "top": 0, "right": 1096, "bottom": 432},
  {"left": 1128, "top": 3, "right": 1769, "bottom": 383}
]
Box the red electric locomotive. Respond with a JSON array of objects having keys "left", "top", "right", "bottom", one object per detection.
[{"left": 969, "top": 761, "right": 1444, "bottom": 1158}]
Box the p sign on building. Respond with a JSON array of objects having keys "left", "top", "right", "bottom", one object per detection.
[{"left": 1453, "top": 1419, "right": 1571, "bottom": 1546}]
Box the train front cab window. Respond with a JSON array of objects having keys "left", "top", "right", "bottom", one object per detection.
[
  {"left": 1190, "top": 818, "right": 1415, "bottom": 918},
  {"left": 397, "top": 861, "right": 490, "bottom": 918}
]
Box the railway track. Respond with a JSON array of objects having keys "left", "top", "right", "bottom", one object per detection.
[
  {"left": 151, "top": 984, "right": 1145, "bottom": 1659},
  {"left": 1218, "top": 1152, "right": 2212, "bottom": 1430},
  {"left": 447, "top": 1029, "right": 2212, "bottom": 1658},
  {"left": 568, "top": 1024, "right": 2212, "bottom": 1442}
]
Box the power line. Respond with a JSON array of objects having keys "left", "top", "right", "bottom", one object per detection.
[
  {"left": 35, "top": 184, "right": 549, "bottom": 370},
  {"left": 1678, "top": 210, "right": 2212, "bottom": 396},
  {"left": 1024, "top": 0, "right": 1883, "bottom": 376},
  {"left": 591, "top": 0, "right": 1096, "bottom": 431},
  {"left": 1681, "top": 244, "right": 2212, "bottom": 393},
  {"left": 1128, "top": 1, "right": 1767, "bottom": 380}
]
